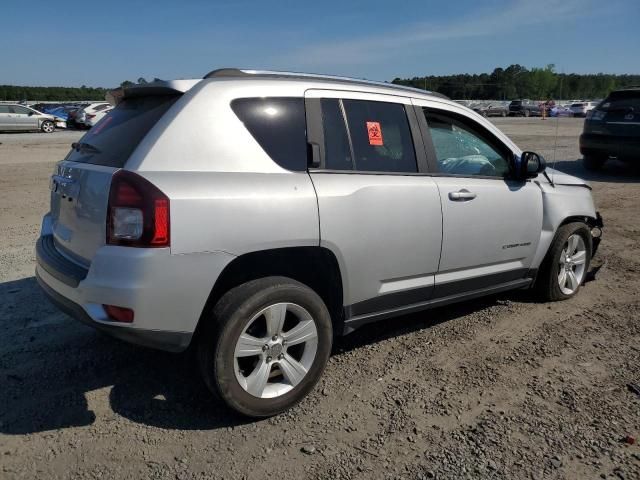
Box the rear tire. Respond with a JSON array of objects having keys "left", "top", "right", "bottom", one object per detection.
[
  {"left": 583, "top": 154, "right": 606, "bottom": 171},
  {"left": 535, "top": 222, "right": 592, "bottom": 302},
  {"left": 198, "top": 277, "right": 332, "bottom": 417}
]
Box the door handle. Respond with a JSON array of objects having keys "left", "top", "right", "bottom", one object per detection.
[{"left": 448, "top": 189, "right": 477, "bottom": 201}]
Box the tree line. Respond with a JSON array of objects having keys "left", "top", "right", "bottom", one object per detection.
[
  {"left": 0, "top": 78, "right": 161, "bottom": 102},
  {"left": 1, "top": 65, "right": 639, "bottom": 101},
  {"left": 0, "top": 85, "right": 108, "bottom": 102},
  {"left": 392, "top": 64, "right": 640, "bottom": 100}
]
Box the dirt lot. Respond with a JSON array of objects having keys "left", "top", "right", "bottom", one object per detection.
[{"left": 1, "top": 119, "right": 639, "bottom": 480}]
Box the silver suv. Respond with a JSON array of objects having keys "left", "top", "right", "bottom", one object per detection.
[{"left": 36, "top": 69, "right": 603, "bottom": 417}]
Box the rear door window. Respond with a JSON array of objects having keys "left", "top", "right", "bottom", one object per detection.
[
  {"left": 341, "top": 99, "right": 417, "bottom": 173},
  {"left": 65, "top": 95, "right": 179, "bottom": 168},
  {"left": 320, "top": 98, "right": 353, "bottom": 170},
  {"left": 231, "top": 97, "right": 307, "bottom": 171}
]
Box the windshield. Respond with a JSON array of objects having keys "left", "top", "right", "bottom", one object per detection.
[{"left": 65, "top": 95, "right": 179, "bottom": 168}]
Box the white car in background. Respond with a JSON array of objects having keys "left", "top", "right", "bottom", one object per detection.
[
  {"left": 570, "top": 102, "right": 597, "bottom": 117},
  {"left": 75, "top": 103, "right": 111, "bottom": 128},
  {"left": 85, "top": 106, "right": 113, "bottom": 127}
]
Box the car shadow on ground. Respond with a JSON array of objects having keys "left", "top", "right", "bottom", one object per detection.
[
  {"left": 551, "top": 158, "right": 640, "bottom": 183},
  {"left": 0, "top": 276, "right": 255, "bottom": 435},
  {"left": 0, "top": 264, "right": 602, "bottom": 435}
]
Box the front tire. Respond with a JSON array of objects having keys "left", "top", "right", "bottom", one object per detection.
[
  {"left": 198, "top": 277, "right": 332, "bottom": 417},
  {"left": 535, "top": 222, "right": 592, "bottom": 301},
  {"left": 41, "top": 120, "right": 55, "bottom": 133}
]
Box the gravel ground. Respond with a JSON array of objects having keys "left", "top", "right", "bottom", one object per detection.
[{"left": 0, "top": 119, "right": 639, "bottom": 480}]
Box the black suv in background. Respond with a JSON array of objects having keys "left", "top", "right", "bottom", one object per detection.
[
  {"left": 509, "top": 99, "right": 542, "bottom": 117},
  {"left": 580, "top": 87, "right": 640, "bottom": 170}
]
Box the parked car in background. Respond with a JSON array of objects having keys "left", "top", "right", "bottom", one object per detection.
[
  {"left": 570, "top": 102, "right": 597, "bottom": 117},
  {"left": 551, "top": 104, "right": 574, "bottom": 117},
  {"left": 64, "top": 104, "right": 89, "bottom": 129},
  {"left": 36, "top": 70, "right": 603, "bottom": 417},
  {"left": 580, "top": 87, "right": 640, "bottom": 170},
  {"left": 509, "top": 99, "right": 542, "bottom": 117},
  {"left": 85, "top": 106, "right": 113, "bottom": 127},
  {"left": 75, "top": 103, "right": 111, "bottom": 128},
  {"left": 472, "top": 103, "right": 508, "bottom": 117},
  {"left": 0, "top": 104, "right": 62, "bottom": 132}
]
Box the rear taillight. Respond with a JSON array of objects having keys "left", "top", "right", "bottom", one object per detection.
[{"left": 107, "top": 170, "right": 170, "bottom": 247}]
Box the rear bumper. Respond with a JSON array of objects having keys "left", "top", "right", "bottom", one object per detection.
[
  {"left": 580, "top": 133, "right": 640, "bottom": 160},
  {"left": 35, "top": 226, "right": 235, "bottom": 352},
  {"left": 37, "top": 272, "right": 192, "bottom": 352}
]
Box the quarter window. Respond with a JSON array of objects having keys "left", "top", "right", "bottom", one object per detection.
[
  {"left": 424, "top": 109, "right": 510, "bottom": 177},
  {"left": 231, "top": 97, "right": 307, "bottom": 171}
]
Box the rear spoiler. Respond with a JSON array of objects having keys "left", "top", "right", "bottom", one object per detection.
[{"left": 106, "top": 79, "right": 201, "bottom": 105}]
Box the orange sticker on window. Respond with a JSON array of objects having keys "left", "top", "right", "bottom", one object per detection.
[{"left": 366, "top": 121, "right": 383, "bottom": 146}]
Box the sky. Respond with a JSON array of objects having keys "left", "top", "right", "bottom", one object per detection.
[{"left": 3, "top": 0, "right": 639, "bottom": 87}]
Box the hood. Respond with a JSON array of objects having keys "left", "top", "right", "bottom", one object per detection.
[{"left": 544, "top": 167, "right": 592, "bottom": 189}]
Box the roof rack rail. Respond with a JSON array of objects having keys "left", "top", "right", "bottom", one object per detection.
[{"left": 203, "top": 68, "right": 449, "bottom": 99}]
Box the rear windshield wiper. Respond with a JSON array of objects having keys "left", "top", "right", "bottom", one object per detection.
[{"left": 71, "top": 142, "right": 101, "bottom": 154}]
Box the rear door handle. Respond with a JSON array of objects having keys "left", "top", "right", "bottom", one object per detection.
[{"left": 448, "top": 189, "right": 477, "bottom": 201}]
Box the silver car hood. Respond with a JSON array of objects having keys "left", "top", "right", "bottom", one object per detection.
[{"left": 544, "top": 168, "right": 592, "bottom": 189}]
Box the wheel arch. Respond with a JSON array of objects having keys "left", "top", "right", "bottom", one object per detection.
[{"left": 193, "top": 246, "right": 345, "bottom": 344}]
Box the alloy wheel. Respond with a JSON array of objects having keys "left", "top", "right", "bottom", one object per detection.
[
  {"left": 233, "top": 302, "right": 318, "bottom": 399},
  {"left": 558, "top": 234, "right": 587, "bottom": 295}
]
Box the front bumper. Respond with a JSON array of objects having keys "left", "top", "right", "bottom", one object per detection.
[
  {"left": 580, "top": 133, "right": 640, "bottom": 160},
  {"left": 589, "top": 211, "right": 604, "bottom": 257}
]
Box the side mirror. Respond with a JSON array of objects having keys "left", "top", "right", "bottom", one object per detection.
[
  {"left": 28, "top": 111, "right": 35, "bottom": 116},
  {"left": 516, "top": 151, "right": 546, "bottom": 179}
]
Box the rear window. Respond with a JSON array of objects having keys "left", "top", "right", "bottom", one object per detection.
[
  {"left": 231, "top": 97, "right": 307, "bottom": 171},
  {"left": 600, "top": 91, "right": 640, "bottom": 111},
  {"left": 65, "top": 95, "right": 179, "bottom": 168}
]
